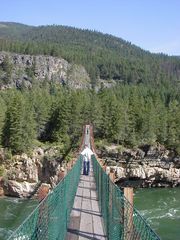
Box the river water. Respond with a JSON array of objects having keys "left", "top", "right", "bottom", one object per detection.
[
  {"left": 134, "top": 187, "right": 180, "bottom": 240},
  {"left": 0, "top": 188, "right": 179, "bottom": 240},
  {"left": 0, "top": 197, "right": 38, "bottom": 240}
]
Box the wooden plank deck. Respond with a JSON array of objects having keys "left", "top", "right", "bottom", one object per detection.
[{"left": 66, "top": 163, "right": 106, "bottom": 240}]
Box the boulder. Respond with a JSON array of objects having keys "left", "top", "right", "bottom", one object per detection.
[
  {"left": 106, "top": 159, "right": 117, "bottom": 166},
  {"left": 3, "top": 180, "right": 37, "bottom": 198},
  {"left": 173, "top": 157, "right": 180, "bottom": 168},
  {"left": 144, "top": 167, "right": 156, "bottom": 179},
  {"left": 127, "top": 166, "right": 146, "bottom": 179},
  {"left": 7, "top": 157, "right": 39, "bottom": 183},
  {"left": 116, "top": 167, "right": 126, "bottom": 179},
  {"left": 33, "top": 148, "right": 44, "bottom": 157}
]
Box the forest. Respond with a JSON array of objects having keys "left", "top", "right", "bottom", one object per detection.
[
  {"left": 0, "top": 83, "right": 179, "bottom": 155},
  {"left": 0, "top": 22, "right": 179, "bottom": 156},
  {"left": 0, "top": 22, "right": 180, "bottom": 86}
]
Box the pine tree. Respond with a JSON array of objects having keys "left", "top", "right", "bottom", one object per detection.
[
  {"left": 0, "top": 97, "right": 6, "bottom": 146},
  {"left": 49, "top": 93, "right": 71, "bottom": 149},
  {"left": 3, "top": 93, "right": 36, "bottom": 153},
  {"left": 30, "top": 89, "right": 51, "bottom": 139},
  {"left": 2, "top": 55, "right": 13, "bottom": 84},
  {"left": 167, "top": 100, "right": 180, "bottom": 148},
  {"left": 68, "top": 91, "right": 85, "bottom": 143}
]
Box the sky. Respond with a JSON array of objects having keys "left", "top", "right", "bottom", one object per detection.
[{"left": 0, "top": 0, "right": 180, "bottom": 55}]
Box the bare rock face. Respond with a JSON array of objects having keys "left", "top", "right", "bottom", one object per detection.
[
  {"left": 100, "top": 144, "right": 180, "bottom": 187},
  {"left": 127, "top": 166, "right": 146, "bottom": 179},
  {"left": 115, "top": 167, "right": 126, "bottom": 179},
  {"left": 0, "top": 51, "right": 91, "bottom": 89},
  {"left": 7, "top": 156, "right": 39, "bottom": 183},
  {"left": 1, "top": 146, "right": 65, "bottom": 198}
]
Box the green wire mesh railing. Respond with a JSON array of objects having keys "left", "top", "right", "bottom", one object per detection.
[
  {"left": 8, "top": 155, "right": 82, "bottom": 240},
  {"left": 92, "top": 155, "right": 160, "bottom": 240}
]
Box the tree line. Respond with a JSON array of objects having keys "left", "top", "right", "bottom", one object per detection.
[
  {"left": 0, "top": 23, "right": 180, "bottom": 86},
  {"left": 0, "top": 83, "right": 179, "bottom": 155}
]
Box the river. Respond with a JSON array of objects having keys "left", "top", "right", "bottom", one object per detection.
[
  {"left": 0, "top": 197, "right": 38, "bottom": 240},
  {"left": 134, "top": 187, "right": 180, "bottom": 240},
  {"left": 0, "top": 188, "right": 179, "bottom": 240}
]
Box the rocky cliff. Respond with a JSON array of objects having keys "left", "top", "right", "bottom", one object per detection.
[
  {"left": 98, "top": 144, "right": 180, "bottom": 188},
  {"left": 0, "top": 51, "right": 91, "bottom": 89},
  {"left": 0, "top": 147, "right": 70, "bottom": 198}
]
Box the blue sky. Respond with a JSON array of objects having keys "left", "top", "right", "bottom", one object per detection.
[{"left": 0, "top": 0, "right": 180, "bottom": 55}]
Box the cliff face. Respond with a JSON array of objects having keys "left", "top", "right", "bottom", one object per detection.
[
  {"left": 98, "top": 144, "right": 180, "bottom": 188},
  {"left": 0, "top": 147, "right": 67, "bottom": 198},
  {"left": 0, "top": 51, "right": 91, "bottom": 89}
]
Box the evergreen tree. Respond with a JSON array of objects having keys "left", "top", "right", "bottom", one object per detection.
[
  {"left": 3, "top": 93, "right": 35, "bottom": 153},
  {"left": 48, "top": 93, "right": 71, "bottom": 148},
  {"left": 69, "top": 91, "right": 85, "bottom": 143},
  {"left": 30, "top": 88, "right": 51, "bottom": 139},
  {"left": 167, "top": 100, "right": 180, "bottom": 148},
  {"left": 0, "top": 97, "right": 6, "bottom": 146},
  {"left": 1, "top": 55, "right": 13, "bottom": 84}
]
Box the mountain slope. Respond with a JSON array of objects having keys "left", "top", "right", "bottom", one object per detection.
[
  {"left": 0, "top": 22, "right": 180, "bottom": 86},
  {"left": 0, "top": 22, "right": 33, "bottom": 38}
]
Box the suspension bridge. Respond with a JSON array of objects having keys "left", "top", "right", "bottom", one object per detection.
[{"left": 8, "top": 125, "right": 160, "bottom": 240}]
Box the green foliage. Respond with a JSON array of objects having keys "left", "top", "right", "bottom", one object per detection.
[
  {"left": 0, "top": 97, "right": 6, "bottom": 145},
  {"left": 0, "top": 165, "right": 5, "bottom": 176},
  {"left": 0, "top": 23, "right": 180, "bottom": 86},
  {"left": 4, "top": 149, "right": 12, "bottom": 160},
  {"left": 0, "top": 80, "right": 179, "bottom": 156},
  {"left": 95, "top": 84, "right": 180, "bottom": 149},
  {"left": 0, "top": 22, "right": 179, "bottom": 156},
  {"left": 0, "top": 55, "right": 13, "bottom": 84},
  {"left": 167, "top": 100, "right": 180, "bottom": 148},
  {"left": 2, "top": 92, "right": 36, "bottom": 154},
  {"left": 95, "top": 139, "right": 108, "bottom": 149},
  {"left": 175, "top": 146, "right": 180, "bottom": 155},
  {"left": 29, "top": 89, "right": 51, "bottom": 139}
]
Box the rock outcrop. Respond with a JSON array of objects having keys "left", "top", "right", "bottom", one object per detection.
[
  {"left": 3, "top": 180, "right": 37, "bottom": 198},
  {"left": 0, "top": 51, "right": 91, "bottom": 89},
  {"left": 0, "top": 147, "right": 67, "bottom": 198},
  {"left": 98, "top": 144, "right": 180, "bottom": 188}
]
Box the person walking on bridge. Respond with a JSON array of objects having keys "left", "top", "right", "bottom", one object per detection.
[{"left": 81, "top": 145, "right": 93, "bottom": 175}]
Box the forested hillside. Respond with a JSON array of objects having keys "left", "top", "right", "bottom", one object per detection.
[
  {"left": 0, "top": 22, "right": 179, "bottom": 156},
  {"left": 0, "top": 22, "right": 180, "bottom": 86},
  {"left": 0, "top": 84, "right": 179, "bottom": 155}
]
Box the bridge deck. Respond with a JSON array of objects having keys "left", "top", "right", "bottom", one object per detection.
[{"left": 66, "top": 163, "right": 106, "bottom": 240}]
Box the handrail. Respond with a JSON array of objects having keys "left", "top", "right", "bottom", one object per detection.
[
  {"left": 8, "top": 155, "right": 83, "bottom": 240},
  {"left": 92, "top": 155, "right": 160, "bottom": 240}
]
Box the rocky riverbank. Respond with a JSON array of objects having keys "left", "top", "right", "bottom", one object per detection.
[
  {"left": 1, "top": 142, "right": 179, "bottom": 198},
  {"left": 97, "top": 143, "right": 180, "bottom": 188},
  {"left": 0, "top": 147, "right": 74, "bottom": 198}
]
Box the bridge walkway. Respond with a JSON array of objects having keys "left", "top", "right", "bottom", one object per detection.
[
  {"left": 66, "top": 163, "right": 106, "bottom": 240},
  {"left": 66, "top": 125, "right": 106, "bottom": 240}
]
